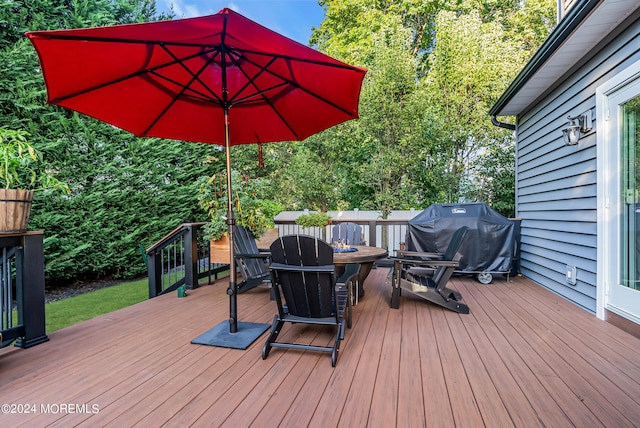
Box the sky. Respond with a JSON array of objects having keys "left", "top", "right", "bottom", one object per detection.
[{"left": 157, "top": 0, "right": 326, "bottom": 45}]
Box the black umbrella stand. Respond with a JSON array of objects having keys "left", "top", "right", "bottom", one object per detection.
[{"left": 191, "top": 109, "right": 270, "bottom": 350}]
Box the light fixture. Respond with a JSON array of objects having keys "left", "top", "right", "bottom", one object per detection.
[{"left": 562, "top": 111, "right": 592, "bottom": 146}]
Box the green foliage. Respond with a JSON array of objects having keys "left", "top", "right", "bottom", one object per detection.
[
  {"left": 313, "top": 0, "right": 453, "bottom": 73},
  {"left": 308, "top": 0, "right": 555, "bottom": 216},
  {"left": 274, "top": 136, "right": 347, "bottom": 212},
  {"left": 0, "top": 127, "right": 69, "bottom": 191},
  {"left": 354, "top": 29, "right": 426, "bottom": 216},
  {"left": 0, "top": 1, "right": 194, "bottom": 283},
  {"left": 197, "top": 169, "right": 282, "bottom": 240},
  {"left": 31, "top": 125, "right": 214, "bottom": 281},
  {"left": 417, "top": 10, "right": 528, "bottom": 205},
  {"left": 464, "top": 140, "right": 516, "bottom": 218},
  {"left": 295, "top": 212, "right": 332, "bottom": 228}
]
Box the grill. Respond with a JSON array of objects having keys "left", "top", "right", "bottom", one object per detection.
[{"left": 405, "top": 203, "right": 519, "bottom": 283}]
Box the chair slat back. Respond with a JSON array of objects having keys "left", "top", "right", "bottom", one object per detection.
[
  {"left": 234, "top": 226, "right": 267, "bottom": 278},
  {"left": 441, "top": 226, "right": 469, "bottom": 261},
  {"left": 270, "top": 235, "right": 335, "bottom": 318},
  {"left": 433, "top": 226, "right": 469, "bottom": 284},
  {"left": 331, "top": 222, "right": 362, "bottom": 245}
]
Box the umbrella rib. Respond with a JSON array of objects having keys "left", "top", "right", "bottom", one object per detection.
[
  {"left": 227, "top": 56, "right": 278, "bottom": 105},
  {"left": 146, "top": 70, "right": 217, "bottom": 104},
  {"left": 141, "top": 48, "right": 222, "bottom": 136},
  {"left": 237, "top": 53, "right": 358, "bottom": 118},
  {"left": 234, "top": 46, "right": 361, "bottom": 71},
  {"left": 228, "top": 55, "right": 300, "bottom": 139},
  {"left": 158, "top": 43, "right": 224, "bottom": 104},
  {"left": 230, "top": 82, "right": 289, "bottom": 105},
  {"left": 47, "top": 47, "right": 221, "bottom": 105}
]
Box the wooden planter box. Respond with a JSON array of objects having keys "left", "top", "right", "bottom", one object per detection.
[
  {"left": 255, "top": 228, "right": 279, "bottom": 249},
  {"left": 210, "top": 228, "right": 279, "bottom": 264},
  {"left": 210, "top": 235, "right": 231, "bottom": 264},
  {"left": 0, "top": 189, "right": 34, "bottom": 233}
]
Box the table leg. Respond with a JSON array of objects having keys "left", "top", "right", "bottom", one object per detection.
[
  {"left": 356, "top": 262, "right": 373, "bottom": 297},
  {"left": 334, "top": 261, "right": 375, "bottom": 302}
]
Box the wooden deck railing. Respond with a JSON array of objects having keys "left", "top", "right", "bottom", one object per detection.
[
  {"left": 146, "top": 223, "right": 227, "bottom": 298},
  {"left": 274, "top": 219, "right": 410, "bottom": 258},
  {"left": 0, "top": 232, "right": 48, "bottom": 349},
  {"left": 145, "top": 219, "right": 407, "bottom": 299}
]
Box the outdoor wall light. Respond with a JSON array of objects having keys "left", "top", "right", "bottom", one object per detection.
[{"left": 562, "top": 111, "right": 592, "bottom": 146}]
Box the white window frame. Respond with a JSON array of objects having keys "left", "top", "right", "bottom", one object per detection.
[{"left": 596, "top": 60, "right": 640, "bottom": 320}]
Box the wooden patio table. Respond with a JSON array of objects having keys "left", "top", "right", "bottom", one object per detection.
[{"left": 333, "top": 245, "right": 388, "bottom": 301}]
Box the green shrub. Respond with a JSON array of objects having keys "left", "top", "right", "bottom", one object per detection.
[{"left": 295, "top": 212, "right": 332, "bottom": 228}]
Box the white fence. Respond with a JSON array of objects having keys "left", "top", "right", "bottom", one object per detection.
[{"left": 273, "top": 210, "right": 418, "bottom": 256}]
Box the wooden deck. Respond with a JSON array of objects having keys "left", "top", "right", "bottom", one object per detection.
[{"left": 1, "top": 268, "right": 639, "bottom": 427}]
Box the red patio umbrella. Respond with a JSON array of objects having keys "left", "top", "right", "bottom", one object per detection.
[{"left": 26, "top": 9, "right": 366, "bottom": 349}]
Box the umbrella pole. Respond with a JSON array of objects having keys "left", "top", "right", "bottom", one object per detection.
[
  {"left": 190, "top": 107, "right": 269, "bottom": 349},
  {"left": 224, "top": 109, "right": 238, "bottom": 334},
  {"left": 189, "top": 40, "right": 269, "bottom": 349}
]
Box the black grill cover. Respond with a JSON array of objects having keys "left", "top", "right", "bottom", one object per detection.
[{"left": 406, "top": 203, "right": 515, "bottom": 272}]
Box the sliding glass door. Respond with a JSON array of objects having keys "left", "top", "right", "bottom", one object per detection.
[{"left": 606, "top": 89, "right": 640, "bottom": 322}]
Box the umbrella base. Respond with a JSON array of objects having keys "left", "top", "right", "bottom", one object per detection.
[{"left": 191, "top": 321, "right": 270, "bottom": 350}]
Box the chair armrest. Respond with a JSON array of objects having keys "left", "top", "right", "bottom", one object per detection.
[
  {"left": 235, "top": 252, "right": 271, "bottom": 260},
  {"left": 336, "top": 263, "right": 360, "bottom": 287},
  {"left": 392, "top": 258, "right": 460, "bottom": 268},
  {"left": 395, "top": 250, "right": 444, "bottom": 260},
  {"left": 269, "top": 263, "right": 335, "bottom": 273}
]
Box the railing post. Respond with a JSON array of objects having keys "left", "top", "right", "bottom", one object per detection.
[
  {"left": 184, "top": 225, "right": 199, "bottom": 290},
  {"left": 14, "top": 232, "right": 48, "bottom": 348},
  {"left": 368, "top": 220, "right": 376, "bottom": 247},
  {"left": 147, "top": 249, "right": 162, "bottom": 298}
]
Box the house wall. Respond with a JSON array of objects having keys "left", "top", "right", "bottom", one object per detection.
[{"left": 515, "top": 14, "right": 640, "bottom": 314}]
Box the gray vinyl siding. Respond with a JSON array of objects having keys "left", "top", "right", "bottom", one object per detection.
[{"left": 514, "top": 15, "right": 640, "bottom": 314}]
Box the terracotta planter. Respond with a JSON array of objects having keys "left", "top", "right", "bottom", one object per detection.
[
  {"left": 210, "top": 235, "right": 231, "bottom": 264},
  {"left": 0, "top": 189, "right": 34, "bottom": 234}
]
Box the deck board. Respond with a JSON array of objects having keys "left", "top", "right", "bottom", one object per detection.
[
  {"left": 431, "top": 305, "right": 485, "bottom": 427},
  {"left": 458, "top": 279, "right": 594, "bottom": 427},
  {"left": 473, "top": 277, "right": 637, "bottom": 427},
  {"left": 1, "top": 269, "right": 640, "bottom": 427},
  {"left": 396, "top": 299, "right": 426, "bottom": 428}
]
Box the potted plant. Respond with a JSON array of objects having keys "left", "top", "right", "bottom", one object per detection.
[
  {"left": 0, "top": 127, "right": 69, "bottom": 233},
  {"left": 197, "top": 169, "right": 281, "bottom": 263},
  {"left": 295, "top": 211, "right": 332, "bottom": 240}
]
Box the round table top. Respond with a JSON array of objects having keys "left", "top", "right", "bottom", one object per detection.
[{"left": 332, "top": 245, "right": 388, "bottom": 265}]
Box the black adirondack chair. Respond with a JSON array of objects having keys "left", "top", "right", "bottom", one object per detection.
[
  {"left": 331, "top": 222, "right": 363, "bottom": 245},
  {"left": 263, "top": 235, "right": 360, "bottom": 367},
  {"left": 233, "top": 226, "right": 271, "bottom": 294},
  {"left": 390, "top": 226, "right": 470, "bottom": 314}
]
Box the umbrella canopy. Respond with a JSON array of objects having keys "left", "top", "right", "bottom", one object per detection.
[
  {"left": 26, "top": 8, "right": 366, "bottom": 146},
  {"left": 26, "top": 9, "right": 366, "bottom": 344}
]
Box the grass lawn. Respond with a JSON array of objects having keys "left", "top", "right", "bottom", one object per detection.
[{"left": 44, "top": 277, "right": 148, "bottom": 332}]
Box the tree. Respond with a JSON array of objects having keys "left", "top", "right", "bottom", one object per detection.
[
  {"left": 272, "top": 134, "right": 348, "bottom": 212},
  {"left": 466, "top": 140, "right": 516, "bottom": 217},
  {"left": 417, "top": 11, "right": 525, "bottom": 205},
  {"left": 0, "top": 0, "right": 207, "bottom": 282},
  {"left": 351, "top": 28, "right": 427, "bottom": 215},
  {"left": 312, "top": 0, "right": 457, "bottom": 73},
  {"left": 308, "top": 0, "right": 555, "bottom": 214}
]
